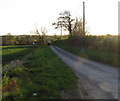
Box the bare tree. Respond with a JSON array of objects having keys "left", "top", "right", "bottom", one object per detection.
[
  {"left": 72, "top": 17, "right": 89, "bottom": 37},
  {"left": 41, "top": 27, "right": 48, "bottom": 44},
  {"left": 72, "top": 18, "right": 83, "bottom": 37},
  {"left": 35, "top": 24, "right": 41, "bottom": 39},
  {"left": 30, "top": 24, "right": 48, "bottom": 45}
]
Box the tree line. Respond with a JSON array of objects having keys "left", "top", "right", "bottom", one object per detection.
[{"left": 2, "top": 33, "right": 55, "bottom": 46}]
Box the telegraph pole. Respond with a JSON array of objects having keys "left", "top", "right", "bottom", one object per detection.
[
  {"left": 83, "top": 2, "right": 85, "bottom": 36},
  {"left": 60, "top": 25, "right": 62, "bottom": 37}
]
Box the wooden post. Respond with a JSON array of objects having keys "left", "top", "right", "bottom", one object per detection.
[{"left": 83, "top": 2, "right": 85, "bottom": 36}]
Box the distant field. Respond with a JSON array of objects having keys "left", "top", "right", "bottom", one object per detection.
[
  {"left": 2, "top": 45, "right": 33, "bottom": 49},
  {"left": 2, "top": 45, "right": 35, "bottom": 65}
]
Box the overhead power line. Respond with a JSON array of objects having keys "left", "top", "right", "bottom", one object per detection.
[
  {"left": 72, "top": 0, "right": 88, "bottom": 16},
  {"left": 72, "top": 2, "right": 83, "bottom": 15}
]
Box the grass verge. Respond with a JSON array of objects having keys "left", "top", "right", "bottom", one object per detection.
[{"left": 2, "top": 45, "right": 77, "bottom": 100}]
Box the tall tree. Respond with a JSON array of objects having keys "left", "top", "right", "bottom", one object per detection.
[{"left": 53, "top": 10, "right": 74, "bottom": 36}]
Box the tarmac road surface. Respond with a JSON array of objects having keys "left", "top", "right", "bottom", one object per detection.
[{"left": 50, "top": 46, "right": 119, "bottom": 99}]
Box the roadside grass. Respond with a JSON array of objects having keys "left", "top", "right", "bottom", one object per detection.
[
  {"left": 2, "top": 45, "right": 77, "bottom": 100},
  {"left": 2, "top": 45, "right": 36, "bottom": 65},
  {"left": 54, "top": 45, "right": 119, "bottom": 67}
]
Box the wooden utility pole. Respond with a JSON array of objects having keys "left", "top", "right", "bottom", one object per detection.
[
  {"left": 60, "top": 25, "right": 62, "bottom": 37},
  {"left": 83, "top": 2, "right": 85, "bottom": 36}
]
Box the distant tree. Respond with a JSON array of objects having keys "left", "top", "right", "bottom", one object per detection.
[
  {"left": 72, "top": 18, "right": 83, "bottom": 37},
  {"left": 52, "top": 10, "right": 74, "bottom": 36},
  {"left": 3, "top": 33, "right": 14, "bottom": 45},
  {"left": 7, "top": 33, "right": 12, "bottom": 36},
  {"left": 72, "top": 17, "right": 89, "bottom": 37},
  {"left": 41, "top": 27, "right": 48, "bottom": 44},
  {"left": 35, "top": 24, "right": 41, "bottom": 39}
]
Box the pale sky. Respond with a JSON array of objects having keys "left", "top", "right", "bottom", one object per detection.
[{"left": 0, "top": 0, "right": 119, "bottom": 36}]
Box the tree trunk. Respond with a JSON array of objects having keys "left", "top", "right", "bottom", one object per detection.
[{"left": 68, "top": 18, "right": 72, "bottom": 36}]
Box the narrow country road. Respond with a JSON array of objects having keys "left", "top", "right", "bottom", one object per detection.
[{"left": 50, "top": 46, "right": 119, "bottom": 99}]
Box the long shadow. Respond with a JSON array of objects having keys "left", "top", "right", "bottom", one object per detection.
[
  {"left": 2, "top": 45, "right": 33, "bottom": 50},
  {"left": 2, "top": 47, "right": 35, "bottom": 66}
]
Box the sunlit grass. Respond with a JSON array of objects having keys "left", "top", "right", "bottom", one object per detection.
[
  {"left": 2, "top": 45, "right": 77, "bottom": 100},
  {"left": 2, "top": 45, "right": 33, "bottom": 49},
  {"left": 2, "top": 45, "right": 35, "bottom": 65}
]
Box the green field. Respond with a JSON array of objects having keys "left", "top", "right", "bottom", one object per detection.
[
  {"left": 2, "top": 45, "right": 77, "bottom": 100},
  {"left": 2, "top": 45, "right": 36, "bottom": 65},
  {"left": 2, "top": 45, "right": 33, "bottom": 49}
]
